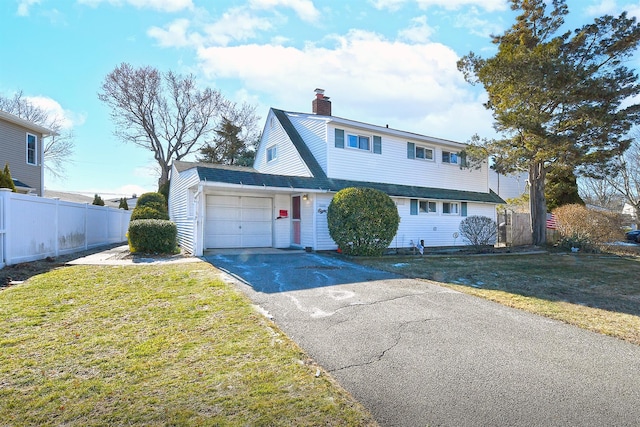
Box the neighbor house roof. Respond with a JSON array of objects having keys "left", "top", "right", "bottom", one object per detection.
[
  {"left": 0, "top": 110, "right": 55, "bottom": 136},
  {"left": 175, "top": 161, "right": 504, "bottom": 204}
]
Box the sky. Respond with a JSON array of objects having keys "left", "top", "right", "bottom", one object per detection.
[{"left": 2, "top": 0, "right": 640, "bottom": 199}]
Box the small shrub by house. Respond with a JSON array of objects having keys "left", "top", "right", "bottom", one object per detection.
[
  {"left": 128, "top": 219, "right": 177, "bottom": 254},
  {"left": 327, "top": 187, "right": 400, "bottom": 256}
]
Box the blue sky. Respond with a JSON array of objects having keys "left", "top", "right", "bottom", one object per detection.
[{"left": 2, "top": 0, "right": 639, "bottom": 198}]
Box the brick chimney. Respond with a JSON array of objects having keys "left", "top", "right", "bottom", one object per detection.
[{"left": 312, "top": 88, "right": 332, "bottom": 116}]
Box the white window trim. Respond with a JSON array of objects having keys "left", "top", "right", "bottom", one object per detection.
[
  {"left": 346, "top": 133, "right": 371, "bottom": 151},
  {"left": 442, "top": 151, "right": 459, "bottom": 165},
  {"left": 418, "top": 200, "right": 437, "bottom": 214},
  {"left": 442, "top": 202, "right": 460, "bottom": 215},
  {"left": 267, "top": 145, "right": 277, "bottom": 162},
  {"left": 26, "top": 133, "right": 37, "bottom": 165},
  {"left": 414, "top": 145, "right": 435, "bottom": 161}
]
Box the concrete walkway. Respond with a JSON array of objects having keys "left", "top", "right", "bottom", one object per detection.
[{"left": 66, "top": 245, "right": 201, "bottom": 266}]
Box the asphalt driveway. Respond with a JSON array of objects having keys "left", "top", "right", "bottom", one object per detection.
[{"left": 207, "top": 251, "right": 640, "bottom": 427}]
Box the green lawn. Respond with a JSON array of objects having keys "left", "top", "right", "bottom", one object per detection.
[
  {"left": 0, "top": 263, "right": 377, "bottom": 426},
  {"left": 353, "top": 252, "right": 640, "bottom": 346}
]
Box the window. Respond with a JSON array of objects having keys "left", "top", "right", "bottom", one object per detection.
[
  {"left": 407, "top": 142, "right": 433, "bottom": 160},
  {"left": 442, "top": 151, "right": 458, "bottom": 165},
  {"left": 27, "top": 133, "right": 37, "bottom": 165},
  {"left": 267, "top": 145, "right": 277, "bottom": 162},
  {"left": 416, "top": 146, "right": 434, "bottom": 160},
  {"left": 347, "top": 134, "right": 370, "bottom": 151},
  {"left": 442, "top": 202, "right": 459, "bottom": 215},
  {"left": 419, "top": 200, "right": 437, "bottom": 213},
  {"left": 411, "top": 199, "right": 436, "bottom": 215}
]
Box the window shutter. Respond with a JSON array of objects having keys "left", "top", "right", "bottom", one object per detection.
[
  {"left": 460, "top": 152, "right": 467, "bottom": 167},
  {"left": 335, "top": 129, "right": 345, "bottom": 148},
  {"left": 407, "top": 142, "right": 415, "bottom": 159},
  {"left": 373, "top": 135, "right": 382, "bottom": 154},
  {"left": 461, "top": 202, "right": 468, "bottom": 217},
  {"left": 410, "top": 199, "right": 418, "bottom": 215}
]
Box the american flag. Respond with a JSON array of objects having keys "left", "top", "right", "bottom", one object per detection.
[{"left": 546, "top": 213, "right": 558, "bottom": 229}]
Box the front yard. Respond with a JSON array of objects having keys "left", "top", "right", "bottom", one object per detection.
[
  {"left": 0, "top": 263, "right": 377, "bottom": 426},
  {"left": 354, "top": 252, "right": 640, "bottom": 346}
]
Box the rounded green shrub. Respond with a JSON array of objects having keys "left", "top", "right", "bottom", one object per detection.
[
  {"left": 137, "top": 192, "right": 167, "bottom": 210},
  {"left": 130, "top": 192, "right": 169, "bottom": 220},
  {"left": 130, "top": 206, "right": 169, "bottom": 220},
  {"left": 327, "top": 187, "right": 400, "bottom": 256},
  {"left": 128, "top": 219, "right": 177, "bottom": 254}
]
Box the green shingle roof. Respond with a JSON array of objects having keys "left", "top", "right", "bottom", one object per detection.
[{"left": 193, "top": 164, "right": 504, "bottom": 204}]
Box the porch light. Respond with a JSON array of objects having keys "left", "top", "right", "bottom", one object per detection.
[{"left": 302, "top": 194, "right": 309, "bottom": 201}]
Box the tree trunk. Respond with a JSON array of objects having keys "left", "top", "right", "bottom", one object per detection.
[
  {"left": 529, "top": 161, "right": 547, "bottom": 246},
  {"left": 158, "top": 164, "right": 170, "bottom": 187}
]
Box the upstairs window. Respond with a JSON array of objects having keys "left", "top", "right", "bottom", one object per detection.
[
  {"left": 27, "top": 133, "right": 37, "bottom": 165},
  {"left": 442, "top": 151, "right": 459, "bottom": 165},
  {"left": 415, "top": 145, "right": 434, "bottom": 160},
  {"left": 347, "top": 134, "right": 370, "bottom": 151},
  {"left": 407, "top": 142, "right": 433, "bottom": 160},
  {"left": 267, "top": 145, "right": 277, "bottom": 162}
]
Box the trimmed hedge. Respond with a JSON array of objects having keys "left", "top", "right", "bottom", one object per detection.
[
  {"left": 130, "top": 206, "right": 169, "bottom": 221},
  {"left": 128, "top": 219, "right": 177, "bottom": 254},
  {"left": 137, "top": 192, "right": 168, "bottom": 210},
  {"left": 327, "top": 187, "right": 399, "bottom": 256}
]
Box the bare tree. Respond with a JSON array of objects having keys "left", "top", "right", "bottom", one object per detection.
[
  {"left": 0, "top": 91, "right": 74, "bottom": 179},
  {"left": 98, "top": 63, "right": 232, "bottom": 186},
  {"left": 578, "top": 176, "right": 625, "bottom": 211}
]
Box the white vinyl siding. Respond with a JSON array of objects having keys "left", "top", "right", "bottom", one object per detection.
[
  {"left": 254, "top": 111, "right": 312, "bottom": 177},
  {"left": 327, "top": 128, "right": 488, "bottom": 193},
  {"left": 288, "top": 113, "right": 329, "bottom": 172},
  {"left": 168, "top": 166, "right": 200, "bottom": 254}
]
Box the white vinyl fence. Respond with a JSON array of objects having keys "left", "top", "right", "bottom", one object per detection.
[{"left": 0, "top": 189, "right": 131, "bottom": 268}]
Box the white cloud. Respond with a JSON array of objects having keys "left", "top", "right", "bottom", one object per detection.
[
  {"left": 585, "top": 0, "right": 618, "bottom": 16},
  {"left": 148, "top": 18, "right": 203, "bottom": 47},
  {"left": 16, "top": 0, "right": 41, "bottom": 16},
  {"left": 149, "top": 8, "right": 274, "bottom": 47},
  {"left": 398, "top": 15, "right": 435, "bottom": 43},
  {"left": 203, "top": 7, "right": 274, "bottom": 46},
  {"left": 25, "top": 96, "right": 85, "bottom": 130},
  {"left": 372, "top": 0, "right": 507, "bottom": 12},
  {"left": 196, "top": 29, "right": 495, "bottom": 142},
  {"left": 249, "top": 0, "right": 320, "bottom": 22},
  {"left": 454, "top": 6, "right": 504, "bottom": 38},
  {"left": 77, "top": 0, "right": 193, "bottom": 13}
]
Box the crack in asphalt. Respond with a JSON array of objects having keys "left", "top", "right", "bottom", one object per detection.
[{"left": 328, "top": 316, "right": 435, "bottom": 373}]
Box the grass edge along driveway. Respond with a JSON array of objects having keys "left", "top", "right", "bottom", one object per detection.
[
  {"left": 353, "top": 252, "right": 640, "bottom": 346},
  {"left": 0, "top": 263, "right": 377, "bottom": 427}
]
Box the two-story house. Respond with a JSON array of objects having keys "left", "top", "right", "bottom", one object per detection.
[
  {"left": 0, "top": 110, "right": 53, "bottom": 196},
  {"left": 168, "top": 90, "right": 504, "bottom": 255}
]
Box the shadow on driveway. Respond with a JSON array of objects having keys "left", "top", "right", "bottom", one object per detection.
[{"left": 204, "top": 252, "right": 403, "bottom": 293}]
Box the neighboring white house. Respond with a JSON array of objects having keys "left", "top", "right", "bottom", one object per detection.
[
  {"left": 489, "top": 170, "right": 529, "bottom": 202},
  {"left": 169, "top": 89, "right": 504, "bottom": 256}
]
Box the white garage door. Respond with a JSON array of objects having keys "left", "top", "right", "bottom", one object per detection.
[{"left": 205, "top": 195, "right": 273, "bottom": 249}]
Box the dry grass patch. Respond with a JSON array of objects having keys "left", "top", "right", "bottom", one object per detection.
[
  {"left": 0, "top": 263, "right": 377, "bottom": 426},
  {"left": 354, "top": 253, "right": 640, "bottom": 345}
]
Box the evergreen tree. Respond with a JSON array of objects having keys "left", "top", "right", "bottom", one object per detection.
[
  {"left": 119, "top": 197, "right": 129, "bottom": 210},
  {"left": 0, "top": 163, "right": 17, "bottom": 192},
  {"left": 199, "top": 117, "right": 254, "bottom": 165},
  {"left": 545, "top": 166, "right": 584, "bottom": 211},
  {"left": 458, "top": 0, "right": 640, "bottom": 244},
  {"left": 93, "top": 194, "right": 105, "bottom": 206}
]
